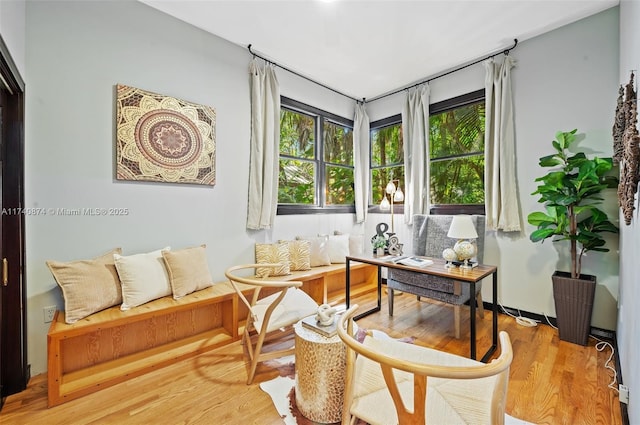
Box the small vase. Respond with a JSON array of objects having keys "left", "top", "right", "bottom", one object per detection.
[{"left": 376, "top": 247, "right": 385, "bottom": 256}]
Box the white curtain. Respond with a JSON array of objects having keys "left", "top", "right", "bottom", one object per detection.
[
  {"left": 401, "top": 84, "right": 430, "bottom": 225},
  {"left": 353, "top": 102, "right": 370, "bottom": 223},
  {"left": 484, "top": 56, "right": 521, "bottom": 232},
  {"left": 247, "top": 59, "right": 280, "bottom": 230}
]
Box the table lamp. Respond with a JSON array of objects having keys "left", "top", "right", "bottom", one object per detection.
[{"left": 447, "top": 215, "right": 478, "bottom": 269}]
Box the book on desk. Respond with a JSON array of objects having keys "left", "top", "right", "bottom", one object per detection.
[
  {"left": 378, "top": 255, "right": 434, "bottom": 268},
  {"left": 301, "top": 315, "right": 339, "bottom": 338}
]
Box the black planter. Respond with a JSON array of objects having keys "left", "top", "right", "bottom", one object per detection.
[{"left": 552, "top": 271, "right": 596, "bottom": 346}]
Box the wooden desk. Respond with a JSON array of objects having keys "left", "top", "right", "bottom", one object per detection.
[{"left": 345, "top": 255, "right": 498, "bottom": 362}]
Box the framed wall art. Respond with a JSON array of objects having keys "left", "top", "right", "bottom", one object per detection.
[
  {"left": 613, "top": 72, "right": 639, "bottom": 225},
  {"left": 115, "top": 84, "right": 216, "bottom": 186}
]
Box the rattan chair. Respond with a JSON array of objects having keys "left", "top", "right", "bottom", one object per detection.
[
  {"left": 337, "top": 304, "right": 513, "bottom": 425},
  {"left": 225, "top": 263, "right": 318, "bottom": 384}
]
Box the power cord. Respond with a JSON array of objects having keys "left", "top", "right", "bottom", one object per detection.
[
  {"left": 591, "top": 334, "right": 618, "bottom": 392},
  {"left": 544, "top": 311, "right": 618, "bottom": 392},
  {"left": 505, "top": 305, "right": 618, "bottom": 392},
  {"left": 499, "top": 303, "right": 540, "bottom": 327}
]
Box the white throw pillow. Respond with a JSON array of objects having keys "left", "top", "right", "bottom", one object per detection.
[
  {"left": 327, "top": 234, "right": 350, "bottom": 263},
  {"left": 349, "top": 234, "right": 365, "bottom": 256},
  {"left": 114, "top": 247, "right": 172, "bottom": 310},
  {"left": 296, "top": 236, "right": 331, "bottom": 267},
  {"left": 333, "top": 231, "right": 365, "bottom": 256}
]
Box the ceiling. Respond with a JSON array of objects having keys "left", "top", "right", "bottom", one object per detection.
[{"left": 140, "top": 0, "right": 619, "bottom": 101}]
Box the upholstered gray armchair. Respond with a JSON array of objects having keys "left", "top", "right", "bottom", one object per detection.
[{"left": 387, "top": 214, "right": 485, "bottom": 338}]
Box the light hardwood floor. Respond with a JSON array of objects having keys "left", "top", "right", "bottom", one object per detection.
[{"left": 1, "top": 289, "right": 623, "bottom": 424}]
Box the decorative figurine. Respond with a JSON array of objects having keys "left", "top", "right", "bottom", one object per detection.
[{"left": 316, "top": 304, "right": 337, "bottom": 326}]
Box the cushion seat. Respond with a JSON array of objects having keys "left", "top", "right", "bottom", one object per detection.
[
  {"left": 352, "top": 336, "right": 497, "bottom": 425},
  {"left": 252, "top": 287, "right": 318, "bottom": 333}
]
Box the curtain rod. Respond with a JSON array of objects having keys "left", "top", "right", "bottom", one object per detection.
[
  {"left": 366, "top": 38, "right": 519, "bottom": 103},
  {"left": 248, "top": 38, "right": 518, "bottom": 105},
  {"left": 248, "top": 44, "right": 363, "bottom": 103}
]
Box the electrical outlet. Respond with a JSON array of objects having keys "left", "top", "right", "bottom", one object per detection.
[
  {"left": 619, "top": 384, "right": 629, "bottom": 404},
  {"left": 43, "top": 305, "right": 57, "bottom": 323}
]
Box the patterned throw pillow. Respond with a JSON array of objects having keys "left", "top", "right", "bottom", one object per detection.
[
  {"left": 287, "top": 240, "right": 311, "bottom": 271},
  {"left": 46, "top": 248, "right": 123, "bottom": 324},
  {"left": 255, "top": 243, "right": 291, "bottom": 277}
]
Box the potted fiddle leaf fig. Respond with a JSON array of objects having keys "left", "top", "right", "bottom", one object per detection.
[{"left": 527, "top": 129, "right": 619, "bottom": 346}]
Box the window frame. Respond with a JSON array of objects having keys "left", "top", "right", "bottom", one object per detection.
[
  {"left": 369, "top": 114, "right": 404, "bottom": 214},
  {"left": 368, "top": 89, "right": 486, "bottom": 216},
  {"left": 277, "top": 96, "right": 356, "bottom": 215},
  {"left": 429, "top": 89, "right": 486, "bottom": 215}
]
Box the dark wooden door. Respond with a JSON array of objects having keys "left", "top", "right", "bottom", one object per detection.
[{"left": 0, "top": 39, "right": 26, "bottom": 406}]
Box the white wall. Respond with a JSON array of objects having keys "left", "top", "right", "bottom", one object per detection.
[
  {"left": 617, "top": 1, "right": 639, "bottom": 422},
  {"left": 0, "top": 0, "right": 25, "bottom": 78},
  {"left": 366, "top": 8, "right": 621, "bottom": 330},
  {"left": 24, "top": 1, "right": 621, "bottom": 378}
]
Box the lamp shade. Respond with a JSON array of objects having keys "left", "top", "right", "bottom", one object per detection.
[
  {"left": 380, "top": 195, "right": 390, "bottom": 211},
  {"left": 447, "top": 215, "right": 478, "bottom": 239}
]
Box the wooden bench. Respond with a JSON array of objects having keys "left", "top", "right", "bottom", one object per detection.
[{"left": 47, "top": 262, "right": 378, "bottom": 407}]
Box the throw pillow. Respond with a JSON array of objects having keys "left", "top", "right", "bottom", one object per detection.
[
  {"left": 327, "top": 234, "right": 350, "bottom": 263},
  {"left": 114, "top": 247, "right": 172, "bottom": 310},
  {"left": 286, "top": 240, "right": 311, "bottom": 271},
  {"left": 46, "top": 248, "right": 123, "bottom": 324},
  {"left": 295, "top": 236, "right": 331, "bottom": 267},
  {"left": 334, "top": 231, "right": 365, "bottom": 256},
  {"left": 255, "top": 243, "right": 291, "bottom": 277},
  {"left": 162, "top": 245, "right": 213, "bottom": 299}
]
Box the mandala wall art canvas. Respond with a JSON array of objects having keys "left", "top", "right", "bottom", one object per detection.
[{"left": 115, "top": 84, "right": 216, "bottom": 185}]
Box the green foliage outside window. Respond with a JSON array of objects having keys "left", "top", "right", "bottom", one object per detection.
[
  {"left": 278, "top": 104, "right": 354, "bottom": 207},
  {"left": 370, "top": 94, "right": 485, "bottom": 211},
  {"left": 429, "top": 101, "right": 485, "bottom": 205},
  {"left": 371, "top": 123, "right": 405, "bottom": 204},
  {"left": 324, "top": 121, "right": 354, "bottom": 205}
]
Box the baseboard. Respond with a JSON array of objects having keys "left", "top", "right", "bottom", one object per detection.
[
  {"left": 487, "top": 301, "right": 628, "bottom": 425},
  {"left": 485, "top": 301, "right": 615, "bottom": 340}
]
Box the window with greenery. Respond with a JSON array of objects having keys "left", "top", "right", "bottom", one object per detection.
[
  {"left": 278, "top": 97, "right": 354, "bottom": 214},
  {"left": 429, "top": 89, "right": 485, "bottom": 214},
  {"left": 369, "top": 89, "right": 485, "bottom": 215},
  {"left": 370, "top": 115, "right": 404, "bottom": 209}
]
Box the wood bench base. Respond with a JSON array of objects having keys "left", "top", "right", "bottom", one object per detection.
[{"left": 47, "top": 263, "right": 378, "bottom": 407}]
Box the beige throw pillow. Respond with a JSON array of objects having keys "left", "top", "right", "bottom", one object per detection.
[
  {"left": 46, "top": 248, "right": 123, "bottom": 324},
  {"left": 114, "top": 247, "right": 172, "bottom": 310},
  {"left": 162, "top": 245, "right": 213, "bottom": 299},
  {"left": 255, "top": 243, "right": 290, "bottom": 277}
]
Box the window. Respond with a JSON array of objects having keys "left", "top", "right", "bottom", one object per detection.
[
  {"left": 278, "top": 97, "right": 354, "bottom": 214},
  {"left": 429, "top": 89, "right": 485, "bottom": 214},
  {"left": 369, "top": 89, "right": 485, "bottom": 215},
  {"left": 370, "top": 115, "right": 404, "bottom": 210}
]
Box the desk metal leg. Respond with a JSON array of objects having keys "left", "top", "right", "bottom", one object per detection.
[
  {"left": 345, "top": 258, "right": 351, "bottom": 309},
  {"left": 352, "top": 264, "right": 382, "bottom": 321},
  {"left": 480, "top": 270, "right": 499, "bottom": 363},
  {"left": 470, "top": 281, "right": 476, "bottom": 360}
]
